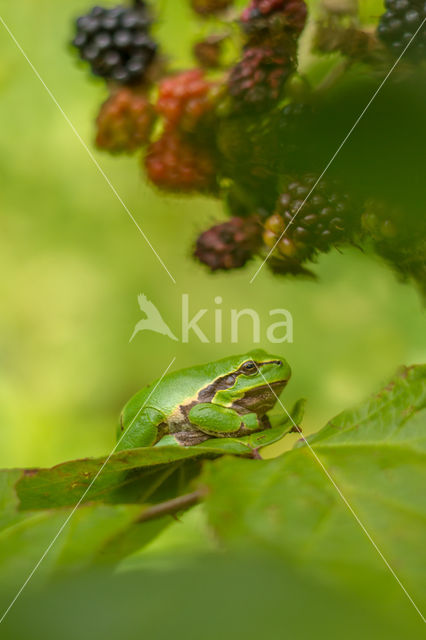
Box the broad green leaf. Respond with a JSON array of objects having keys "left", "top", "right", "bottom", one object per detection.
[
  {"left": 4, "top": 401, "right": 303, "bottom": 511},
  {"left": 302, "top": 364, "right": 426, "bottom": 448},
  {"left": 200, "top": 365, "right": 426, "bottom": 618},
  {"left": 0, "top": 402, "right": 302, "bottom": 580}
]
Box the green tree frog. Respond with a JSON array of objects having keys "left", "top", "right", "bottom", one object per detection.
[{"left": 117, "top": 350, "right": 291, "bottom": 450}]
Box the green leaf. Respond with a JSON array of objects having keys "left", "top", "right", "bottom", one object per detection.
[
  {"left": 0, "top": 403, "right": 301, "bottom": 580},
  {"left": 200, "top": 365, "right": 426, "bottom": 619},
  {"left": 4, "top": 405, "right": 301, "bottom": 512},
  {"left": 301, "top": 365, "right": 426, "bottom": 448}
]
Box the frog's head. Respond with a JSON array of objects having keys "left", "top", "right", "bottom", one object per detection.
[{"left": 207, "top": 350, "right": 291, "bottom": 416}]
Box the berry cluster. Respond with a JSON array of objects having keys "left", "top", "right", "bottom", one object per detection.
[
  {"left": 72, "top": 3, "right": 157, "bottom": 85},
  {"left": 377, "top": 0, "right": 426, "bottom": 58},
  {"left": 144, "top": 68, "right": 218, "bottom": 192},
  {"left": 69, "top": 1, "right": 425, "bottom": 290},
  {"left": 226, "top": 0, "right": 306, "bottom": 112}
]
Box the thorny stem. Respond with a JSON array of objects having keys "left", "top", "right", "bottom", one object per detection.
[{"left": 136, "top": 488, "right": 207, "bottom": 524}]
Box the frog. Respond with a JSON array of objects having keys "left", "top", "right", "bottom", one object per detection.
[{"left": 117, "top": 350, "right": 291, "bottom": 451}]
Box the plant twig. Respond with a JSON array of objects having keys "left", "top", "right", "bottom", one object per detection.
[{"left": 136, "top": 488, "right": 207, "bottom": 524}]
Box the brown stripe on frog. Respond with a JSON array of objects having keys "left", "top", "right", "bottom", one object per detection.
[{"left": 177, "top": 359, "right": 282, "bottom": 418}]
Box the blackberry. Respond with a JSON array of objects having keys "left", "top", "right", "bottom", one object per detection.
[
  {"left": 156, "top": 69, "right": 214, "bottom": 131},
  {"left": 241, "top": 0, "right": 307, "bottom": 48},
  {"left": 194, "top": 216, "right": 261, "bottom": 271},
  {"left": 190, "top": 0, "right": 234, "bottom": 16},
  {"left": 377, "top": 0, "right": 426, "bottom": 58},
  {"left": 228, "top": 47, "right": 293, "bottom": 112},
  {"left": 95, "top": 87, "right": 155, "bottom": 153},
  {"left": 72, "top": 3, "right": 158, "bottom": 85},
  {"left": 145, "top": 129, "right": 217, "bottom": 192},
  {"left": 263, "top": 174, "right": 359, "bottom": 264}
]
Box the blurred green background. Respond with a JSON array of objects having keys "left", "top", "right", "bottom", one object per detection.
[{"left": 0, "top": 0, "right": 425, "bottom": 472}]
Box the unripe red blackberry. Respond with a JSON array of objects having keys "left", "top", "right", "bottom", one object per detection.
[
  {"left": 228, "top": 47, "right": 293, "bottom": 112},
  {"left": 263, "top": 174, "right": 359, "bottom": 264},
  {"left": 71, "top": 3, "right": 157, "bottom": 85},
  {"left": 194, "top": 216, "right": 261, "bottom": 271},
  {"left": 145, "top": 129, "right": 217, "bottom": 192},
  {"left": 156, "top": 69, "right": 214, "bottom": 131},
  {"left": 377, "top": 0, "right": 426, "bottom": 58},
  {"left": 241, "top": 0, "right": 307, "bottom": 47},
  {"left": 95, "top": 88, "right": 155, "bottom": 153},
  {"left": 190, "top": 0, "right": 234, "bottom": 16}
]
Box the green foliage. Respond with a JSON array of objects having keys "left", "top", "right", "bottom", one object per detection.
[
  {"left": 3, "top": 405, "right": 300, "bottom": 511},
  {"left": 0, "top": 403, "right": 301, "bottom": 585},
  {"left": 200, "top": 365, "right": 426, "bottom": 617}
]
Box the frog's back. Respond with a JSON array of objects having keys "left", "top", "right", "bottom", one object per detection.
[{"left": 125, "top": 350, "right": 270, "bottom": 417}]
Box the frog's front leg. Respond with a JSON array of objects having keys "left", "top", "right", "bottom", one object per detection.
[
  {"left": 117, "top": 407, "right": 165, "bottom": 451},
  {"left": 188, "top": 403, "right": 262, "bottom": 438}
]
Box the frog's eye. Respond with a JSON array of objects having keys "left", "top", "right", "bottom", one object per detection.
[{"left": 240, "top": 361, "right": 257, "bottom": 375}]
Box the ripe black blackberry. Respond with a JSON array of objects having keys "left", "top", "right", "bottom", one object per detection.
[
  {"left": 194, "top": 216, "right": 261, "bottom": 271},
  {"left": 377, "top": 0, "right": 426, "bottom": 58},
  {"left": 263, "top": 174, "right": 359, "bottom": 265},
  {"left": 72, "top": 3, "right": 158, "bottom": 85}
]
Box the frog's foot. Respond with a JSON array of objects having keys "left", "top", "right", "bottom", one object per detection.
[
  {"left": 173, "top": 429, "right": 211, "bottom": 447},
  {"left": 290, "top": 423, "right": 303, "bottom": 434}
]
